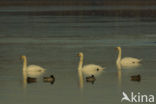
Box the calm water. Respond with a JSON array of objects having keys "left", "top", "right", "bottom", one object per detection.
[{"left": 0, "top": 6, "right": 156, "bottom": 104}]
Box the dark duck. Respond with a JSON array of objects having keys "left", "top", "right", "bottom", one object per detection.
[
  {"left": 27, "top": 77, "right": 37, "bottom": 83},
  {"left": 43, "top": 75, "right": 55, "bottom": 84},
  {"left": 131, "top": 74, "right": 141, "bottom": 82},
  {"left": 86, "top": 75, "right": 96, "bottom": 84}
]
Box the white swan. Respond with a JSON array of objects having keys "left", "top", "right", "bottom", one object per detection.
[
  {"left": 21, "top": 55, "right": 45, "bottom": 78},
  {"left": 116, "top": 47, "right": 142, "bottom": 67},
  {"left": 78, "top": 52, "right": 105, "bottom": 76}
]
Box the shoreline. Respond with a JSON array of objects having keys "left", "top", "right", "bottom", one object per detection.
[{"left": 1, "top": 9, "right": 156, "bottom": 17}]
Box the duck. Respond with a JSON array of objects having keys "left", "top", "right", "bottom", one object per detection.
[
  {"left": 131, "top": 74, "right": 141, "bottom": 82},
  {"left": 116, "top": 47, "right": 142, "bottom": 66},
  {"left": 86, "top": 75, "right": 96, "bottom": 84},
  {"left": 27, "top": 77, "right": 37, "bottom": 83},
  {"left": 43, "top": 75, "right": 55, "bottom": 84}
]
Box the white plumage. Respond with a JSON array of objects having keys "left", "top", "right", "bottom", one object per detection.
[
  {"left": 21, "top": 56, "right": 45, "bottom": 78},
  {"left": 120, "top": 57, "right": 142, "bottom": 65},
  {"left": 82, "top": 64, "right": 104, "bottom": 76},
  {"left": 78, "top": 52, "right": 105, "bottom": 76},
  {"left": 116, "top": 47, "right": 142, "bottom": 67},
  {"left": 27, "top": 65, "right": 45, "bottom": 72}
]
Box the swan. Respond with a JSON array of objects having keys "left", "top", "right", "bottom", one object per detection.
[
  {"left": 78, "top": 52, "right": 105, "bottom": 76},
  {"left": 21, "top": 55, "right": 45, "bottom": 78},
  {"left": 116, "top": 47, "right": 142, "bottom": 66}
]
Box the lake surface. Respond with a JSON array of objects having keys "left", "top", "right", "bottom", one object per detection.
[{"left": 0, "top": 6, "right": 156, "bottom": 104}]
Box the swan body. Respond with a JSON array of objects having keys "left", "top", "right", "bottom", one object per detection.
[
  {"left": 82, "top": 64, "right": 104, "bottom": 76},
  {"left": 27, "top": 65, "right": 45, "bottom": 72},
  {"left": 78, "top": 52, "right": 104, "bottom": 76},
  {"left": 120, "top": 57, "right": 141, "bottom": 65},
  {"left": 116, "top": 47, "right": 142, "bottom": 66},
  {"left": 21, "top": 55, "right": 45, "bottom": 78}
]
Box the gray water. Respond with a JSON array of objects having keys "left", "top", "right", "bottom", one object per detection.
[{"left": 0, "top": 6, "right": 156, "bottom": 104}]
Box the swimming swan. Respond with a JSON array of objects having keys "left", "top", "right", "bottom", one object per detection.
[
  {"left": 116, "top": 47, "right": 142, "bottom": 66},
  {"left": 21, "top": 55, "right": 45, "bottom": 78},
  {"left": 78, "top": 52, "right": 105, "bottom": 76}
]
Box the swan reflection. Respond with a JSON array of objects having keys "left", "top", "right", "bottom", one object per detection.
[
  {"left": 22, "top": 68, "right": 27, "bottom": 88},
  {"left": 116, "top": 63, "right": 122, "bottom": 87}
]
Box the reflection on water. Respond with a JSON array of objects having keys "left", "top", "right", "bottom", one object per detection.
[
  {"left": 116, "top": 63, "right": 122, "bottom": 88},
  {"left": 0, "top": 7, "right": 156, "bottom": 104},
  {"left": 77, "top": 66, "right": 84, "bottom": 89},
  {"left": 22, "top": 67, "right": 27, "bottom": 88},
  {"left": 116, "top": 61, "right": 141, "bottom": 89},
  {"left": 116, "top": 54, "right": 142, "bottom": 89}
]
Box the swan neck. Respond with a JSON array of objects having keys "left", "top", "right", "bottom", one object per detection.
[
  {"left": 117, "top": 48, "right": 122, "bottom": 64},
  {"left": 23, "top": 56, "right": 27, "bottom": 71},
  {"left": 78, "top": 55, "right": 83, "bottom": 70}
]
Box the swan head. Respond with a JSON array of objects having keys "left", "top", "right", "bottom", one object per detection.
[
  {"left": 20, "top": 55, "right": 26, "bottom": 60},
  {"left": 77, "top": 52, "right": 83, "bottom": 57},
  {"left": 116, "top": 46, "right": 121, "bottom": 51}
]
